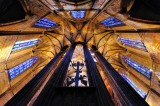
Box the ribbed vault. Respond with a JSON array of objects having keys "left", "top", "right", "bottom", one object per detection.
[{"left": 0, "top": 0, "right": 160, "bottom": 105}]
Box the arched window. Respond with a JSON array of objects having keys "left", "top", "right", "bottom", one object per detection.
[
  {"left": 122, "top": 55, "right": 151, "bottom": 79},
  {"left": 8, "top": 56, "right": 38, "bottom": 79},
  {"left": 121, "top": 73, "right": 146, "bottom": 98},
  {"left": 117, "top": 37, "right": 147, "bottom": 50},
  {"left": 71, "top": 11, "right": 85, "bottom": 19},
  {"left": 34, "top": 18, "right": 57, "bottom": 28},
  {"left": 101, "top": 17, "right": 123, "bottom": 26},
  {"left": 12, "top": 39, "right": 39, "bottom": 52}
]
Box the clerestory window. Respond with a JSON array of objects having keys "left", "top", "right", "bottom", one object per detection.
[
  {"left": 121, "top": 73, "right": 146, "bottom": 98},
  {"left": 12, "top": 39, "right": 39, "bottom": 52},
  {"left": 8, "top": 56, "right": 38, "bottom": 79},
  {"left": 71, "top": 11, "right": 85, "bottom": 19},
  {"left": 101, "top": 17, "right": 123, "bottom": 26},
  {"left": 34, "top": 18, "right": 57, "bottom": 28},
  {"left": 117, "top": 37, "right": 147, "bottom": 50},
  {"left": 122, "top": 55, "right": 151, "bottom": 79}
]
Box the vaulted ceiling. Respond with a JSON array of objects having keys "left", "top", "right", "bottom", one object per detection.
[
  {"left": 0, "top": 1, "right": 160, "bottom": 66},
  {"left": 0, "top": 1, "right": 160, "bottom": 105},
  {"left": 0, "top": 0, "right": 159, "bottom": 76}
]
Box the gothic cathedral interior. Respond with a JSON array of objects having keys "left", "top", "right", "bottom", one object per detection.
[{"left": 0, "top": 0, "right": 160, "bottom": 106}]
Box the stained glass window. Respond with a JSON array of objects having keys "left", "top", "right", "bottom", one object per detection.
[
  {"left": 117, "top": 37, "right": 147, "bottom": 50},
  {"left": 8, "top": 56, "right": 38, "bottom": 79},
  {"left": 122, "top": 55, "right": 151, "bottom": 79},
  {"left": 34, "top": 18, "right": 57, "bottom": 28},
  {"left": 121, "top": 73, "right": 146, "bottom": 98},
  {"left": 101, "top": 17, "right": 123, "bottom": 26},
  {"left": 12, "top": 39, "right": 39, "bottom": 52},
  {"left": 71, "top": 11, "right": 85, "bottom": 19}
]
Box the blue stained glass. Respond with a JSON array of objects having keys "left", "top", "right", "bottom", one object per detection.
[
  {"left": 101, "top": 17, "right": 123, "bottom": 26},
  {"left": 122, "top": 55, "right": 151, "bottom": 79},
  {"left": 34, "top": 18, "right": 57, "bottom": 28},
  {"left": 121, "top": 73, "right": 146, "bottom": 98},
  {"left": 71, "top": 11, "right": 85, "bottom": 19},
  {"left": 8, "top": 56, "right": 38, "bottom": 79},
  {"left": 12, "top": 39, "right": 39, "bottom": 52},
  {"left": 117, "top": 37, "right": 147, "bottom": 50}
]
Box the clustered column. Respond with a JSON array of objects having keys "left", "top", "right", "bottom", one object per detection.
[
  {"left": 75, "top": 61, "right": 79, "bottom": 87},
  {"left": 92, "top": 45, "right": 149, "bottom": 106},
  {"left": 5, "top": 45, "right": 69, "bottom": 106},
  {"left": 83, "top": 45, "right": 114, "bottom": 106},
  {"left": 33, "top": 45, "right": 75, "bottom": 106}
]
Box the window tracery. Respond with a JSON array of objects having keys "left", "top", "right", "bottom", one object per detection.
[
  {"left": 8, "top": 56, "right": 38, "bottom": 79},
  {"left": 34, "top": 18, "right": 57, "bottom": 28},
  {"left": 12, "top": 39, "right": 39, "bottom": 52},
  {"left": 101, "top": 17, "right": 123, "bottom": 26},
  {"left": 71, "top": 11, "right": 85, "bottom": 19},
  {"left": 121, "top": 73, "right": 146, "bottom": 98},
  {"left": 117, "top": 37, "right": 147, "bottom": 50},
  {"left": 122, "top": 55, "right": 151, "bottom": 79}
]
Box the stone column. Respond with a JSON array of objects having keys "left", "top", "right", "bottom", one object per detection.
[
  {"left": 83, "top": 45, "right": 114, "bottom": 106},
  {"left": 75, "top": 61, "right": 79, "bottom": 87},
  {"left": 33, "top": 45, "right": 75, "bottom": 106},
  {"left": 5, "top": 45, "right": 69, "bottom": 106},
  {"left": 92, "top": 45, "right": 149, "bottom": 106}
]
